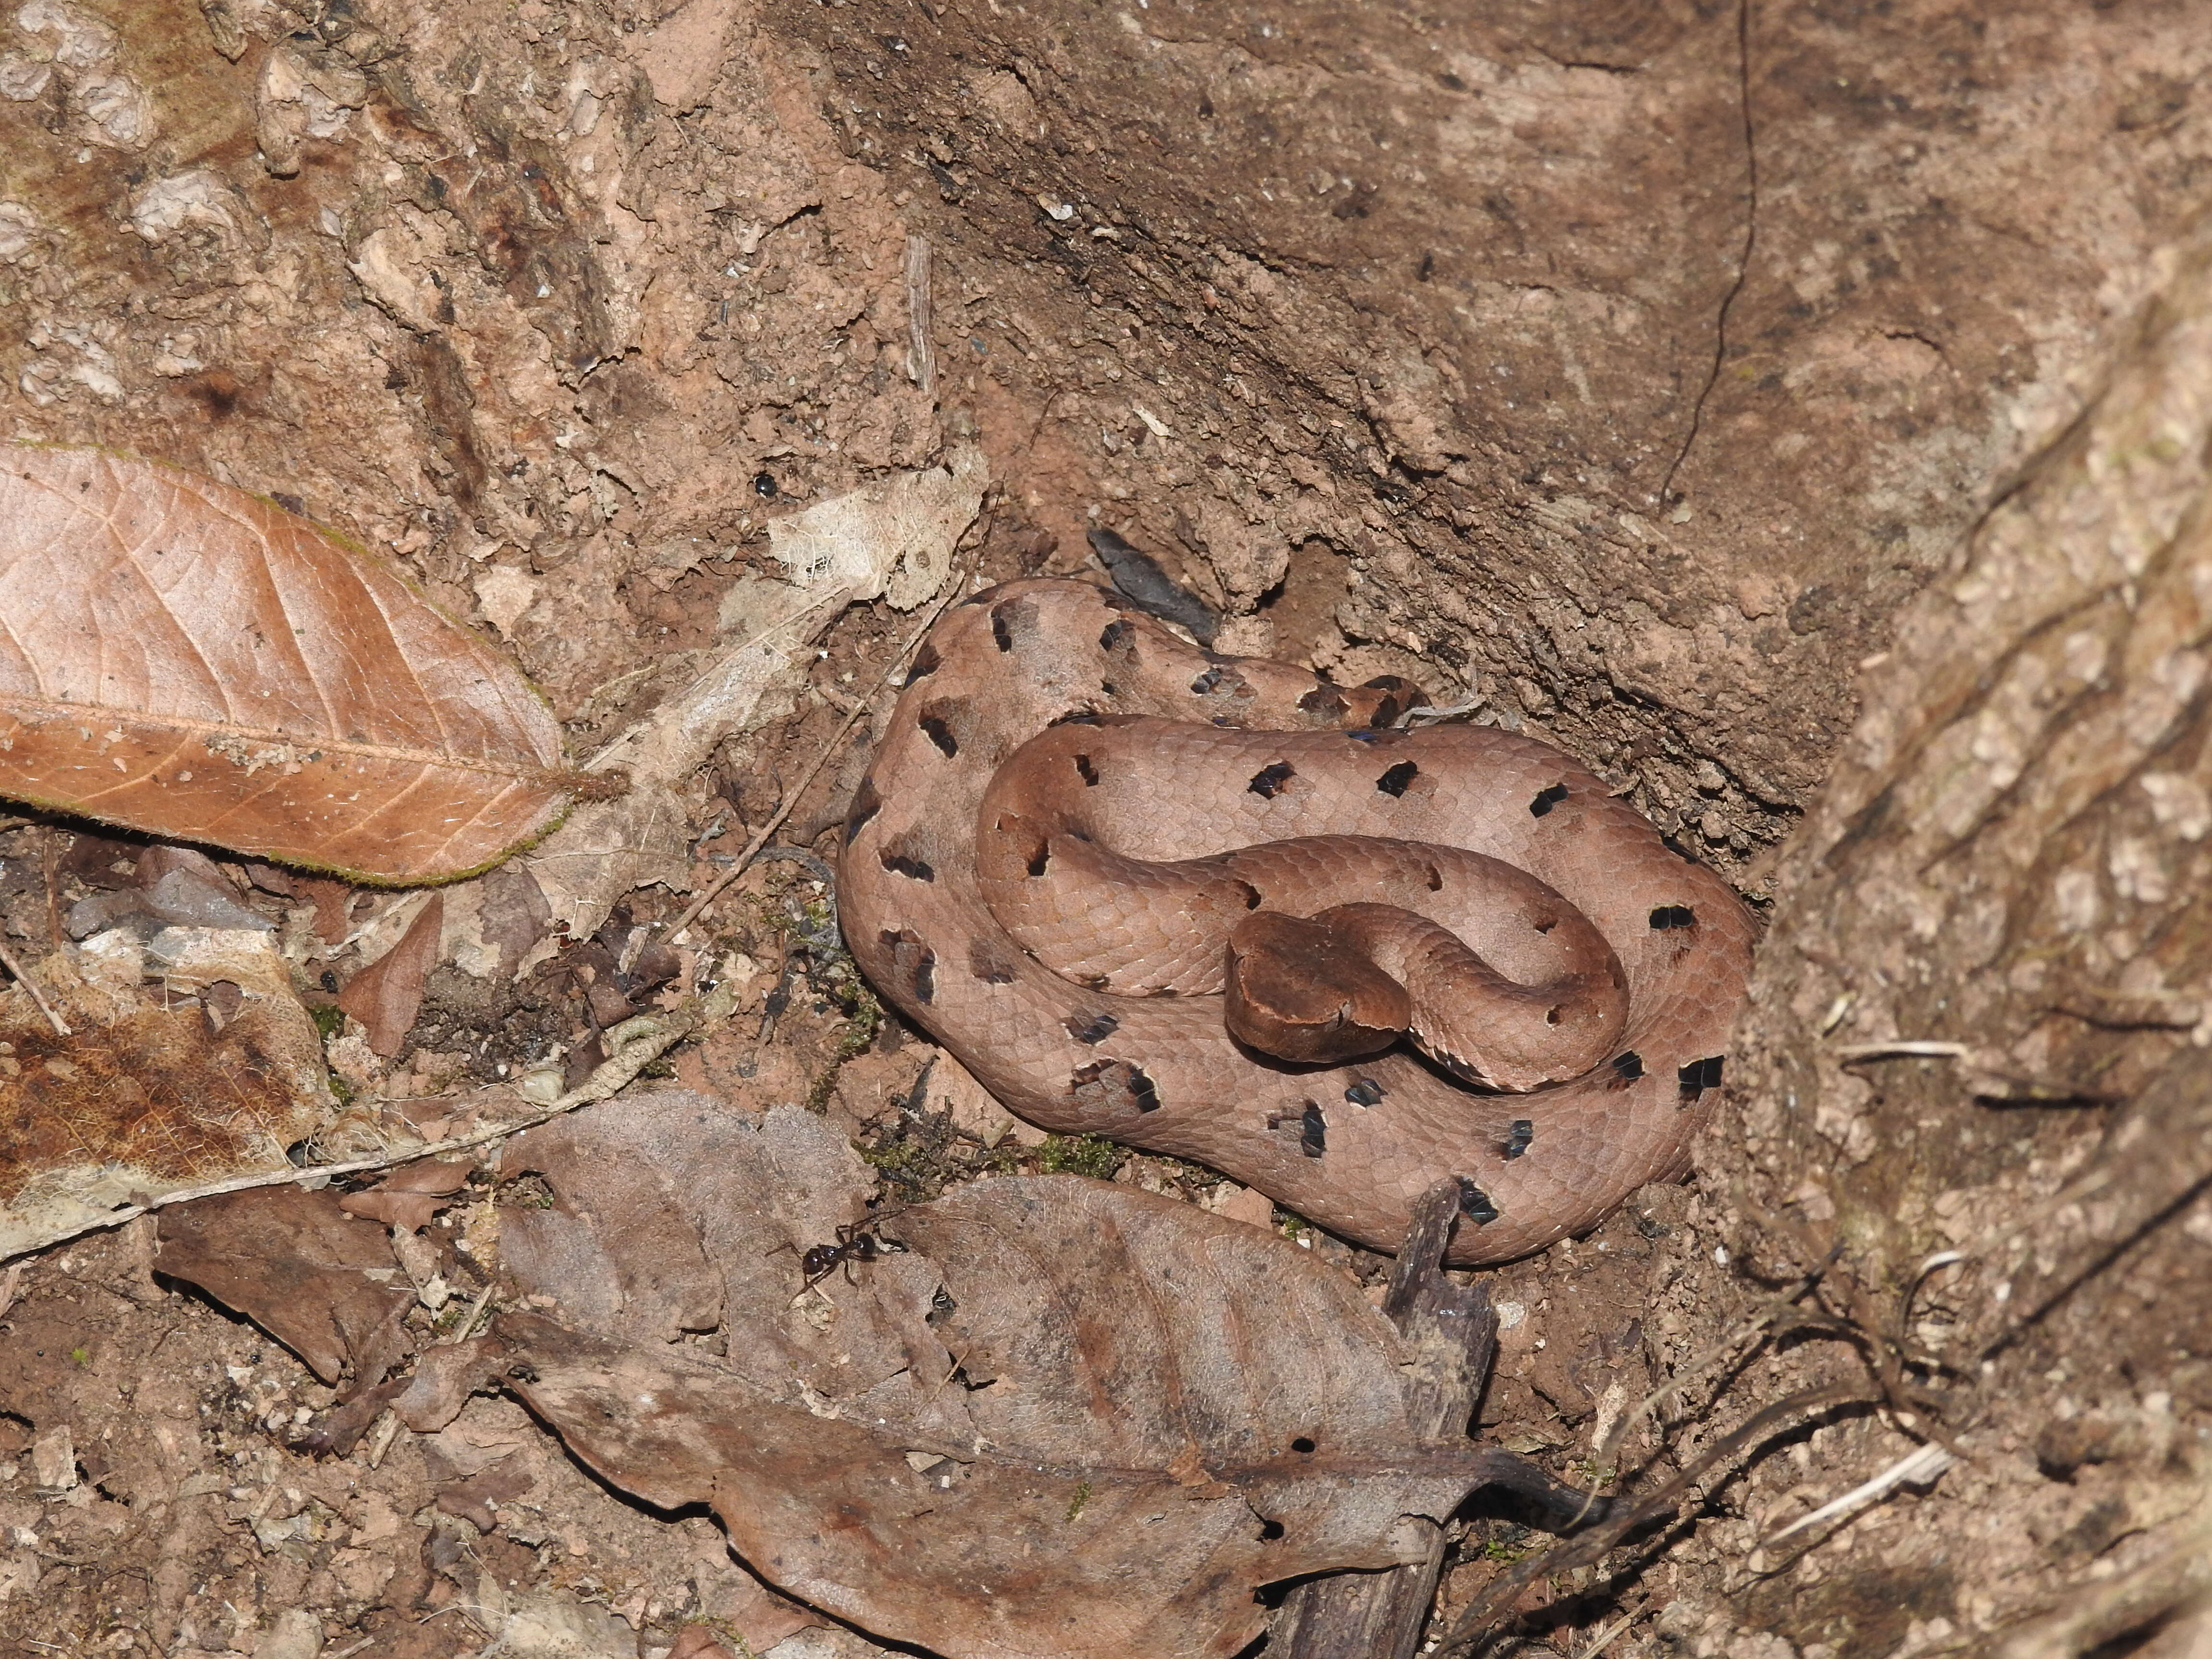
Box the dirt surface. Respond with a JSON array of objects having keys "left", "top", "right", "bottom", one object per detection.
[{"left": 3, "top": 0, "right": 2212, "bottom": 1656}]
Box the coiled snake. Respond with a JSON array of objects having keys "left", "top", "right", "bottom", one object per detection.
[{"left": 839, "top": 578, "right": 1753, "bottom": 1264}]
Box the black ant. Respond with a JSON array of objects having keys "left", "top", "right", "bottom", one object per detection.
[{"left": 774, "top": 1212, "right": 906, "bottom": 1298}]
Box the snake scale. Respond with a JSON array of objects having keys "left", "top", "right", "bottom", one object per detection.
[{"left": 839, "top": 578, "right": 1754, "bottom": 1264}]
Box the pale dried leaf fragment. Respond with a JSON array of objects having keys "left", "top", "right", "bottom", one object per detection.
[
  {"left": 0, "top": 445, "right": 577, "bottom": 883},
  {"left": 0, "top": 928, "right": 337, "bottom": 1258},
  {"left": 524, "top": 447, "right": 985, "bottom": 939}
]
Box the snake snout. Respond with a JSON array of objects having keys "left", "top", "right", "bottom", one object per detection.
[{"left": 1223, "top": 912, "right": 1410, "bottom": 1064}]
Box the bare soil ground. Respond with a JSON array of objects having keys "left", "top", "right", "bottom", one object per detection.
[{"left": 3, "top": 1, "right": 2212, "bottom": 1656}]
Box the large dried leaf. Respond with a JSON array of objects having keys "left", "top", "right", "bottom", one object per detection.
[
  {"left": 478, "top": 1094, "right": 1534, "bottom": 1659},
  {"left": 156, "top": 1184, "right": 414, "bottom": 1395},
  {"left": 0, "top": 928, "right": 337, "bottom": 1258},
  {"left": 0, "top": 445, "right": 575, "bottom": 883}
]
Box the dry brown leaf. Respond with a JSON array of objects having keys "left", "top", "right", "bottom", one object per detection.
[
  {"left": 293, "top": 876, "right": 359, "bottom": 945},
  {"left": 0, "top": 929, "right": 337, "bottom": 1258},
  {"left": 478, "top": 1094, "right": 1548, "bottom": 1659},
  {"left": 0, "top": 445, "right": 579, "bottom": 884},
  {"left": 337, "top": 1156, "right": 473, "bottom": 1232},
  {"left": 156, "top": 1184, "right": 414, "bottom": 1395},
  {"left": 63, "top": 844, "right": 270, "bottom": 938},
  {"left": 337, "top": 892, "right": 443, "bottom": 1057}
]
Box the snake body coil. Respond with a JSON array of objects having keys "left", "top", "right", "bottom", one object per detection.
[{"left": 840, "top": 578, "right": 1754, "bottom": 1263}]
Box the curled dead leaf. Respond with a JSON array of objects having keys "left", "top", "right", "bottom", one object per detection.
[
  {"left": 156, "top": 1184, "right": 413, "bottom": 1395},
  {"left": 336, "top": 1155, "right": 472, "bottom": 1232},
  {"left": 0, "top": 445, "right": 581, "bottom": 883}
]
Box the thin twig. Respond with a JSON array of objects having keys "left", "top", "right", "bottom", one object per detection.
[
  {"left": 1832, "top": 1040, "right": 1969, "bottom": 1061},
  {"left": 1589, "top": 1276, "right": 1819, "bottom": 1471},
  {"left": 1578, "top": 1614, "right": 1635, "bottom": 1659},
  {"left": 660, "top": 557, "right": 978, "bottom": 945},
  {"left": 1759, "top": 1440, "right": 1957, "bottom": 1546},
  {"left": 0, "top": 937, "right": 70, "bottom": 1036}
]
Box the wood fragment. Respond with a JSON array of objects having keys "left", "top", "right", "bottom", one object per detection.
[
  {"left": 1266, "top": 1178, "right": 1494, "bottom": 1659},
  {"left": 906, "top": 233, "right": 936, "bottom": 397},
  {"left": 0, "top": 937, "right": 69, "bottom": 1036}
]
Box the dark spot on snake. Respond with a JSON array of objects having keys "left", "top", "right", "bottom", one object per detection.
[
  {"left": 1649, "top": 904, "right": 1697, "bottom": 930},
  {"left": 1191, "top": 665, "right": 1226, "bottom": 694},
  {"left": 1678, "top": 1055, "right": 1726, "bottom": 1104},
  {"left": 1099, "top": 619, "right": 1132, "bottom": 650},
  {"left": 904, "top": 641, "right": 941, "bottom": 685},
  {"left": 1377, "top": 760, "right": 1419, "bottom": 797},
  {"left": 1236, "top": 880, "right": 1262, "bottom": 910},
  {"left": 1345, "top": 1078, "right": 1385, "bottom": 1106},
  {"left": 879, "top": 928, "right": 936, "bottom": 1004},
  {"left": 1258, "top": 1518, "right": 1286, "bottom": 1541},
  {"left": 1298, "top": 684, "right": 1348, "bottom": 720},
  {"left": 1456, "top": 1178, "right": 1500, "bottom": 1225},
  {"left": 919, "top": 714, "right": 957, "bottom": 757},
  {"left": 1064, "top": 1011, "right": 1120, "bottom": 1044},
  {"left": 1071, "top": 1058, "right": 1157, "bottom": 1114},
  {"left": 1075, "top": 754, "right": 1100, "bottom": 785},
  {"left": 1291, "top": 1436, "right": 1316, "bottom": 1454},
  {"left": 843, "top": 775, "right": 882, "bottom": 840},
  {"left": 1048, "top": 707, "right": 1103, "bottom": 727},
  {"left": 1610, "top": 1050, "right": 1645, "bottom": 1082},
  {"left": 1248, "top": 760, "right": 1295, "bottom": 798},
  {"left": 967, "top": 938, "right": 1016, "bottom": 984},
  {"left": 1503, "top": 1118, "right": 1534, "bottom": 1159},
  {"left": 991, "top": 608, "right": 1014, "bottom": 650},
  {"left": 1530, "top": 783, "right": 1571, "bottom": 817},
  {"left": 879, "top": 849, "right": 935, "bottom": 881},
  {"left": 1533, "top": 912, "right": 1558, "bottom": 933},
  {"left": 1026, "top": 838, "right": 1051, "bottom": 878},
  {"left": 1300, "top": 1102, "right": 1326, "bottom": 1157},
  {"left": 1347, "top": 729, "right": 1388, "bottom": 745}
]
